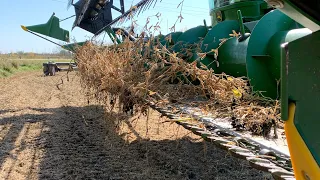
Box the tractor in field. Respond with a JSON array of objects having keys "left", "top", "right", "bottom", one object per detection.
[
  {"left": 21, "top": 0, "right": 320, "bottom": 179},
  {"left": 42, "top": 61, "right": 77, "bottom": 76}
]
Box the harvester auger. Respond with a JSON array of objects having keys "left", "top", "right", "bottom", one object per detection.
[{"left": 22, "top": 0, "right": 320, "bottom": 179}]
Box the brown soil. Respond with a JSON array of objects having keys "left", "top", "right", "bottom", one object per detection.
[{"left": 0, "top": 71, "right": 272, "bottom": 180}]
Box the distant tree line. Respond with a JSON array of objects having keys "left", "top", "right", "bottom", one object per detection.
[{"left": 0, "top": 49, "right": 73, "bottom": 60}]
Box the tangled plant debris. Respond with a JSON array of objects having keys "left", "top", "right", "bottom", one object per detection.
[
  {"left": 75, "top": 35, "right": 281, "bottom": 138},
  {"left": 74, "top": 0, "right": 281, "bottom": 137}
]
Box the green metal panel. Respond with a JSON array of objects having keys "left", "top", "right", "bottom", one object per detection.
[
  {"left": 266, "top": 28, "right": 311, "bottom": 81},
  {"left": 199, "top": 20, "right": 240, "bottom": 70},
  {"left": 154, "top": 34, "right": 165, "bottom": 43},
  {"left": 62, "top": 41, "right": 87, "bottom": 52},
  {"left": 170, "top": 26, "right": 208, "bottom": 60},
  {"left": 160, "top": 32, "right": 183, "bottom": 46},
  {"left": 243, "top": 21, "right": 259, "bottom": 32},
  {"left": 201, "top": 20, "right": 240, "bottom": 52},
  {"left": 26, "top": 14, "right": 70, "bottom": 42},
  {"left": 176, "top": 26, "right": 208, "bottom": 43},
  {"left": 281, "top": 30, "right": 320, "bottom": 166},
  {"left": 215, "top": 37, "right": 249, "bottom": 77},
  {"left": 246, "top": 10, "right": 296, "bottom": 99}
]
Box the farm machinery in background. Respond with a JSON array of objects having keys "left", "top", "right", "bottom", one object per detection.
[
  {"left": 22, "top": 0, "right": 320, "bottom": 179},
  {"left": 42, "top": 61, "right": 77, "bottom": 76},
  {"left": 21, "top": 0, "right": 153, "bottom": 76}
]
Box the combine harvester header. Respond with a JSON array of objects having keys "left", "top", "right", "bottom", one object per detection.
[
  {"left": 21, "top": 0, "right": 156, "bottom": 76},
  {"left": 22, "top": 0, "right": 320, "bottom": 179}
]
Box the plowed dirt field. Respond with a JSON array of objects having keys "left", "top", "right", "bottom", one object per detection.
[{"left": 0, "top": 71, "right": 272, "bottom": 180}]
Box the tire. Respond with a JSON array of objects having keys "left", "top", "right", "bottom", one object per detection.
[
  {"left": 43, "top": 64, "right": 49, "bottom": 76},
  {"left": 49, "top": 65, "right": 56, "bottom": 76}
]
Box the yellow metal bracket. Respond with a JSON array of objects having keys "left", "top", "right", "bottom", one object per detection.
[{"left": 284, "top": 103, "right": 320, "bottom": 179}]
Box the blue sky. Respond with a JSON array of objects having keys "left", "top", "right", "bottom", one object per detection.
[{"left": 0, "top": 0, "right": 211, "bottom": 53}]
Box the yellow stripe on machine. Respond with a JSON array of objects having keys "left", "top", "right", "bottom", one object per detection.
[
  {"left": 284, "top": 103, "right": 320, "bottom": 180},
  {"left": 20, "top": 25, "right": 28, "bottom": 31}
]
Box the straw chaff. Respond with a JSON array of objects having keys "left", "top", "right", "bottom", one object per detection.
[{"left": 75, "top": 37, "right": 281, "bottom": 137}]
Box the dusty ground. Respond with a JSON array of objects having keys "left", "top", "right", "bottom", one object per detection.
[{"left": 0, "top": 71, "right": 272, "bottom": 180}]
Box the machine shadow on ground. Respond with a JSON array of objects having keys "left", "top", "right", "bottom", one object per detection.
[{"left": 0, "top": 105, "right": 272, "bottom": 180}]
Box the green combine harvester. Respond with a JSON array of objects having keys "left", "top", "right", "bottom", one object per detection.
[{"left": 22, "top": 0, "right": 320, "bottom": 179}]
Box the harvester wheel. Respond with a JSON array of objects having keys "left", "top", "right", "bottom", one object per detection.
[
  {"left": 49, "top": 64, "right": 56, "bottom": 76},
  {"left": 43, "top": 64, "right": 49, "bottom": 76}
]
